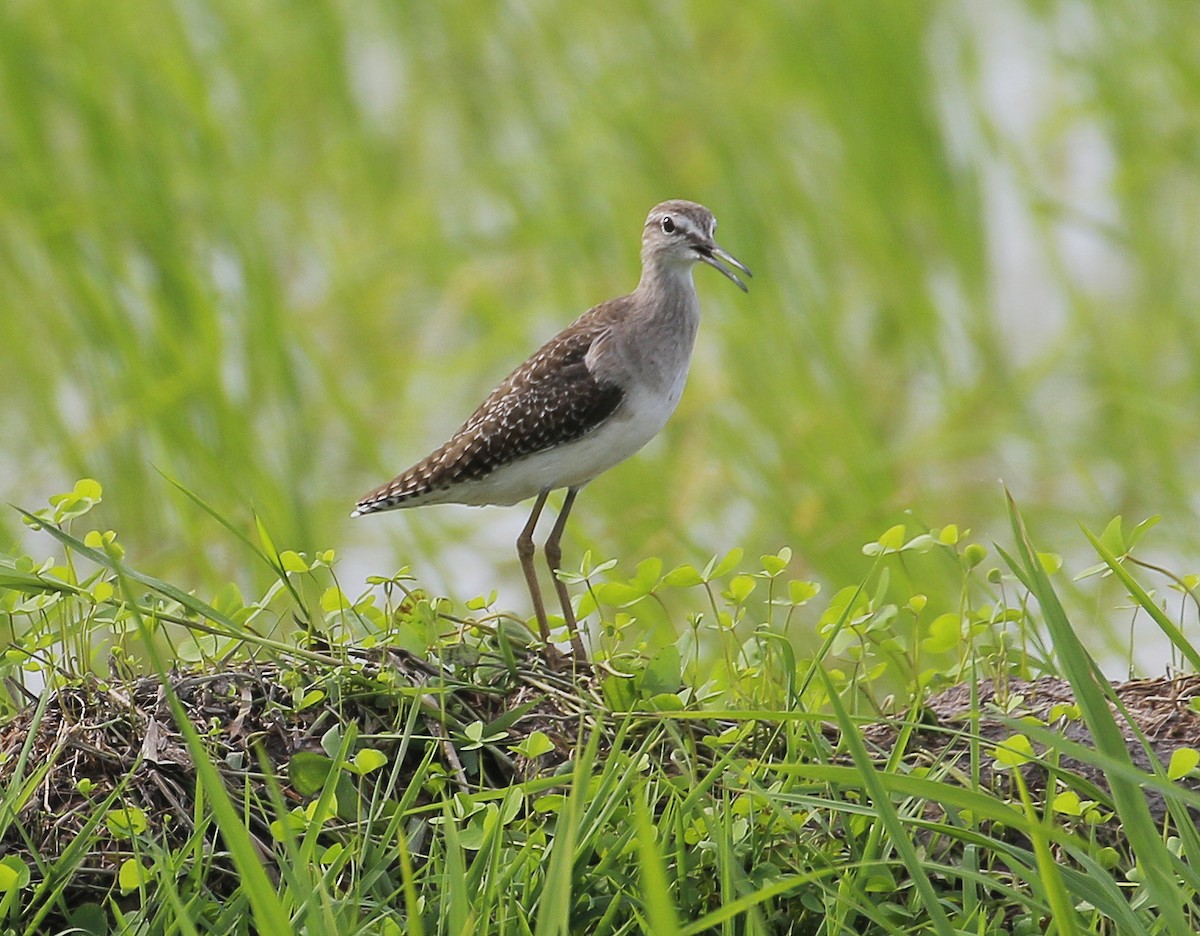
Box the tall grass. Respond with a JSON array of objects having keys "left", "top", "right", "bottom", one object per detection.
[
  {"left": 1, "top": 1, "right": 1198, "bottom": 656},
  {"left": 5, "top": 487, "right": 1200, "bottom": 932}
]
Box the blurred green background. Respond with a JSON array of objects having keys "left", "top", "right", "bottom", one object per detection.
[{"left": 2, "top": 1, "right": 1198, "bottom": 665}]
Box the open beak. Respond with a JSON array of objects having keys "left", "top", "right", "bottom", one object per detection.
[{"left": 696, "top": 243, "right": 752, "bottom": 292}]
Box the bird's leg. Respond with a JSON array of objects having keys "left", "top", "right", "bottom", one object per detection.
[
  {"left": 544, "top": 487, "right": 588, "bottom": 662},
  {"left": 517, "top": 491, "right": 551, "bottom": 644}
]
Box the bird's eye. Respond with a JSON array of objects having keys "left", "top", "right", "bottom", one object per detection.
[{"left": 660, "top": 216, "right": 675, "bottom": 234}]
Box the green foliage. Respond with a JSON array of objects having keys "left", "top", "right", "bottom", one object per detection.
[
  {"left": 3, "top": 1, "right": 1200, "bottom": 656},
  {"left": 4, "top": 482, "right": 1200, "bottom": 932}
]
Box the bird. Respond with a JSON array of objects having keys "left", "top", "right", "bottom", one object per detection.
[{"left": 351, "top": 199, "right": 750, "bottom": 663}]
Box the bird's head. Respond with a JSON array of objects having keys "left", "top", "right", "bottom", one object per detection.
[{"left": 641, "top": 200, "right": 751, "bottom": 292}]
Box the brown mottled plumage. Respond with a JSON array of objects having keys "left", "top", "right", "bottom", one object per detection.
[
  {"left": 353, "top": 308, "right": 627, "bottom": 512},
  {"left": 351, "top": 200, "right": 750, "bottom": 661}
]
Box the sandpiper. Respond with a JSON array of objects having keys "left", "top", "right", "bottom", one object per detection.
[{"left": 352, "top": 200, "right": 750, "bottom": 661}]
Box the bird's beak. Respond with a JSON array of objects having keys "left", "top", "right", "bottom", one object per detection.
[{"left": 697, "top": 243, "right": 752, "bottom": 292}]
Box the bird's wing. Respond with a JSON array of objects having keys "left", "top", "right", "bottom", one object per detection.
[{"left": 354, "top": 321, "right": 624, "bottom": 512}]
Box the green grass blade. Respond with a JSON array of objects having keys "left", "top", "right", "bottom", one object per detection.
[
  {"left": 440, "top": 802, "right": 473, "bottom": 936},
  {"left": 16, "top": 508, "right": 337, "bottom": 664},
  {"left": 157, "top": 469, "right": 309, "bottom": 612},
  {"left": 634, "top": 793, "right": 680, "bottom": 936},
  {"left": 1010, "top": 762, "right": 1082, "bottom": 935},
  {"left": 1081, "top": 525, "right": 1200, "bottom": 672},
  {"left": 1003, "top": 490, "right": 1191, "bottom": 931},
  {"left": 814, "top": 663, "right": 956, "bottom": 936},
  {"left": 112, "top": 569, "right": 294, "bottom": 935}
]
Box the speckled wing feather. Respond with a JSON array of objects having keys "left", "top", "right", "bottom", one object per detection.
[{"left": 354, "top": 314, "right": 625, "bottom": 513}]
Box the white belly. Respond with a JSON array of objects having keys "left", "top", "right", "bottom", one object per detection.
[{"left": 420, "top": 385, "right": 681, "bottom": 507}]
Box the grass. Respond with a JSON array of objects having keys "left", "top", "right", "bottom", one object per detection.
[
  {"left": 4, "top": 481, "right": 1200, "bottom": 933},
  {"left": 4, "top": 2, "right": 1200, "bottom": 931},
  {"left": 2, "top": 2, "right": 1200, "bottom": 657}
]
